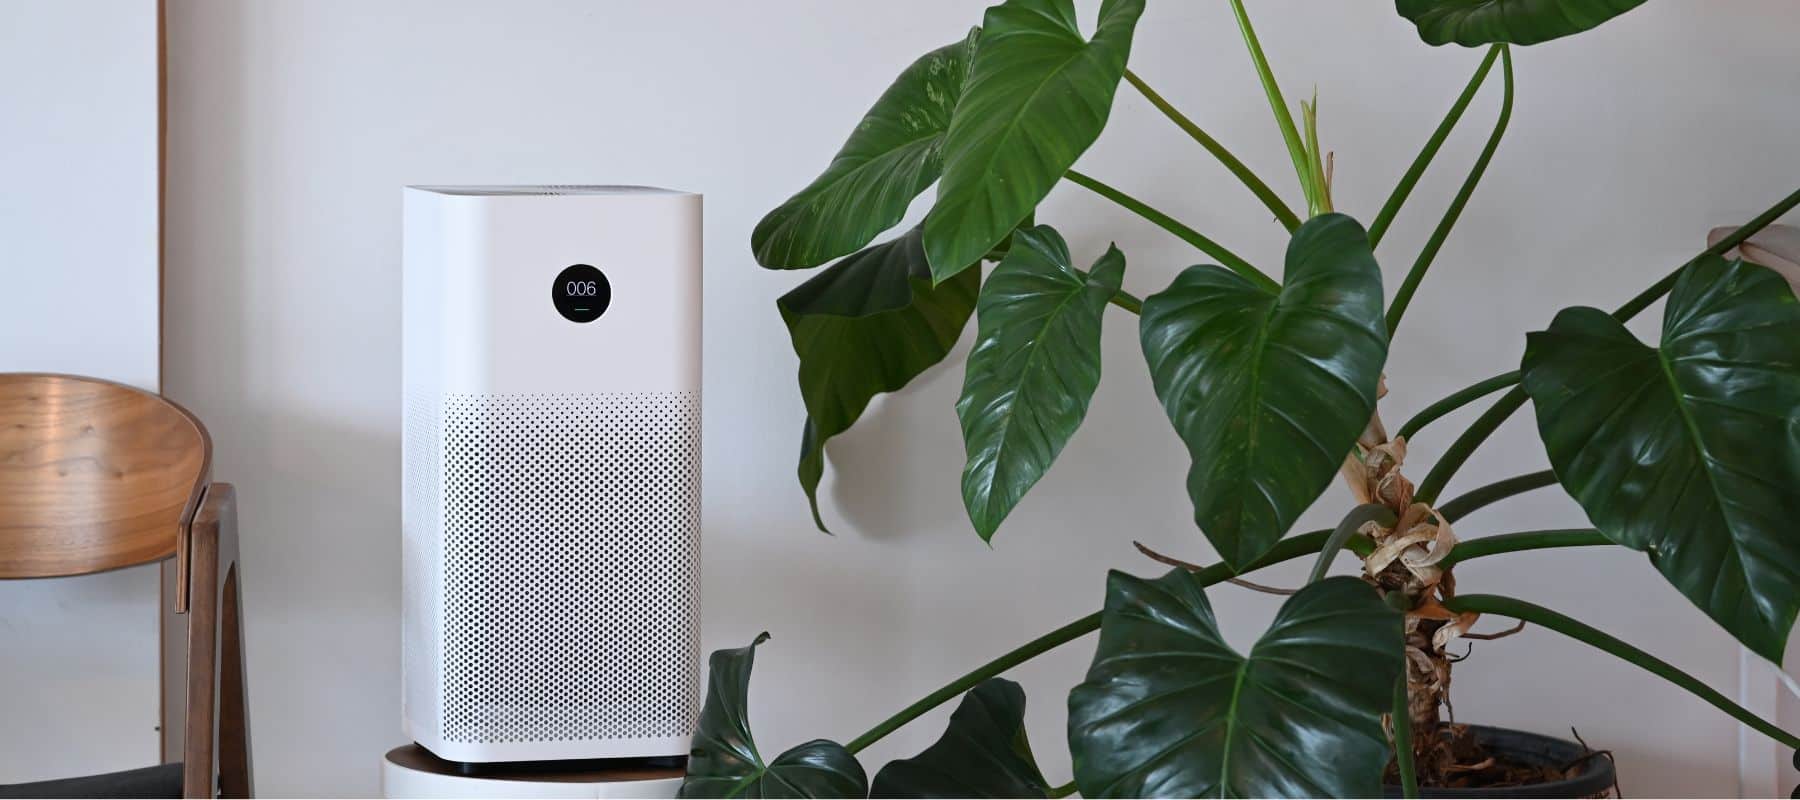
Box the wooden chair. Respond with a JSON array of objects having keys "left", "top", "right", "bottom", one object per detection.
[{"left": 0, "top": 374, "right": 252, "bottom": 799}]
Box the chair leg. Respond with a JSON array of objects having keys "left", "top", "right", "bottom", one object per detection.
[{"left": 218, "top": 565, "right": 253, "bottom": 798}]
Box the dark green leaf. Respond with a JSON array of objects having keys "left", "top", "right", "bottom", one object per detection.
[
  {"left": 754, "top": 29, "right": 980, "bottom": 268},
  {"left": 680, "top": 634, "right": 869, "bottom": 799},
  {"left": 781, "top": 228, "right": 980, "bottom": 531},
  {"left": 982, "top": 212, "right": 1035, "bottom": 263},
  {"left": 1396, "top": 0, "right": 1648, "bottom": 46},
  {"left": 870, "top": 678, "right": 1050, "bottom": 799},
  {"left": 1068, "top": 574, "right": 1403, "bottom": 798},
  {"left": 1139, "top": 213, "right": 1388, "bottom": 569},
  {"left": 798, "top": 418, "right": 828, "bottom": 532},
  {"left": 922, "top": 0, "right": 1145, "bottom": 282},
  {"left": 1521, "top": 256, "right": 1800, "bottom": 662},
  {"left": 957, "top": 226, "right": 1123, "bottom": 541}
]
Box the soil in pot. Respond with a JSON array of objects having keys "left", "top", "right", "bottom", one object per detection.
[{"left": 1383, "top": 724, "right": 1618, "bottom": 799}]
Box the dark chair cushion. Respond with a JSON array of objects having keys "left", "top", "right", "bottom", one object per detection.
[{"left": 0, "top": 762, "right": 185, "bottom": 799}]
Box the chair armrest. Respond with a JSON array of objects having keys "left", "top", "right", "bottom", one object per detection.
[{"left": 182, "top": 483, "right": 253, "bottom": 798}]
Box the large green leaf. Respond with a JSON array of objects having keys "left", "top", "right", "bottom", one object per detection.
[
  {"left": 870, "top": 678, "right": 1050, "bottom": 799},
  {"left": 781, "top": 228, "right": 980, "bottom": 531},
  {"left": 1068, "top": 573, "right": 1402, "bottom": 798},
  {"left": 1521, "top": 256, "right": 1800, "bottom": 662},
  {"left": 921, "top": 0, "right": 1144, "bottom": 282},
  {"left": 957, "top": 226, "right": 1123, "bottom": 541},
  {"left": 753, "top": 29, "right": 980, "bottom": 269},
  {"left": 680, "top": 634, "right": 868, "bottom": 798},
  {"left": 1396, "top": 0, "right": 1648, "bottom": 46},
  {"left": 1139, "top": 214, "right": 1388, "bottom": 570}
]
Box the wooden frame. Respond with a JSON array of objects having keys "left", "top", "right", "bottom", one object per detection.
[
  {"left": 0, "top": 374, "right": 252, "bottom": 798},
  {"left": 182, "top": 482, "right": 253, "bottom": 798}
]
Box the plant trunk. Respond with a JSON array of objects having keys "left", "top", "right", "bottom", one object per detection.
[
  {"left": 1369, "top": 549, "right": 1459, "bottom": 782},
  {"left": 1406, "top": 611, "right": 1455, "bottom": 777},
  {"left": 1343, "top": 398, "right": 1469, "bottom": 786}
]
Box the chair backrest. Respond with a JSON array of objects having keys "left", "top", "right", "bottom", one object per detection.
[{"left": 0, "top": 373, "right": 211, "bottom": 579}]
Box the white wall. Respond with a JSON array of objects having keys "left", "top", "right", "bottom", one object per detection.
[
  {"left": 0, "top": 1, "right": 161, "bottom": 391},
  {"left": 162, "top": 1, "right": 1800, "bottom": 796},
  {"left": 0, "top": 0, "right": 163, "bottom": 783}
]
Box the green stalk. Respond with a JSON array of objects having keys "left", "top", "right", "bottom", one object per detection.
[
  {"left": 1415, "top": 388, "right": 1525, "bottom": 505},
  {"left": 1445, "top": 594, "right": 1800, "bottom": 750},
  {"left": 1419, "top": 183, "right": 1800, "bottom": 502},
  {"left": 842, "top": 528, "right": 1343, "bottom": 754},
  {"left": 843, "top": 610, "right": 1099, "bottom": 755},
  {"left": 1368, "top": 46, "right": 1502, "bottom": 249},
  {"left": 1064, "top": 169, "right": 1278, "bottom": 291},
  {"left": 1228, "top": 0, "right": 1315, "bottom": 213},
  {"left": 1301, "top": 91, "right": 1331, "bottom": 215},
  {"left": 1396, "top": 370, "right": 1520, "bottom": 441},
  {"left": 1612, "top": 266, "right": 1684, "bottom": 324},
  {"left": 1048, "top": 780, "right": 1077, "bottom": 799},
  {"left": 1392, "top": 675, "right": 1420, "bottom": 798},
  {"left": 1440, "top": 529, "right": 1609, "bottom": 568},
  {"left": 1109, "top": 289, "right": 1144, "bottom": 315},
  {"left": 1438, "top": 469, "right": 1556, "bottom": 522},
  {"left": 842, "top": 525, "right": 1621, "bottom": 755},
  {"left": 1309, "top": 503, "right": 1394, "bottom": 584},
  {"left": 1124, "top": 69, "right": 1301, "bottom": 232},
  {"left": 1386, "top": 46, "right": 1514, "bottom": 337},
  {"left": 1615, "top": 184, "right": 1800, "bottom": 320}
]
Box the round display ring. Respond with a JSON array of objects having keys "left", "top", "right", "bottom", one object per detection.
[{"left": 552, "top": 264, "right": 612, "bottom": 323}]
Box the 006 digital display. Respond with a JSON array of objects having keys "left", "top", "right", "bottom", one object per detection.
[{"left": 551, "top": 264, "right": 611, "bottom": 323}]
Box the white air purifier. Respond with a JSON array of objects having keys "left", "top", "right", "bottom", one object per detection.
[{"left": 401, "top": 185, "right": 702, "bottom": 764}]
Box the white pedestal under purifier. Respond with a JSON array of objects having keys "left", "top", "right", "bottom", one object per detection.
[
  {"left": 381, "top": 745, "right": 684, "bottom": 798},
  {"left": 401, "top": 185, "right": 702, "bottom": 765}
]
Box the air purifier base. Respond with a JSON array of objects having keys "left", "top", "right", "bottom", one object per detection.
[{"left": 382, "top": 744, "right": 684, "bottom": 799}]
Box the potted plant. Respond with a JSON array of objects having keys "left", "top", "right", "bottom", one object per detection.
[{"left": 679, "top": 0, "right": 1800, "bottom": 796}]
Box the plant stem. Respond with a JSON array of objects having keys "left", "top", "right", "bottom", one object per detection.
[
  {"left": 1418, "top": 183, "right": 1800, "bottom": 502},
  {"left": 1386, "top": 46, "right": 1513, "bottom": 337},
  {"left": 1415, "top": 388, "right": 1525, "bottom": 505},
  {"left": 1048, "top": 780, "right": 1077, "bottom": 798},
  {"left": 1064, "top": 169, "right": 1278, "bottom": 291},
  {"left": 1368, "top": 46, "right": 1502, "bottom": 249},
  {"left": 1445, "top": 593, "right": 1800, "bottom": 750},
  {"left": 842, "top": 610, "right": 1097, "bottom": 755},
  {"left": 1612, "top": 267, "right": 1683, "bottom": 325},
  {"left": 1227, "top": 0, "right": 1315, "bottom": 214},
  {"left": 1395, "top": 370, "right": 1520, "bottom": 441},
  {"left": 1437, "top": 469, "right": 1556, "bottom": 522},
  {"left": 1615, "top": 184, "right": 1800, "bottom": 321},
  {"left": 1439, "top": 529, "right": 1609, "bottom": 568},
  {"left": 1392, "top": 675, "right": 1420, "bottom": 798},
  {"left": 1309, "top": 503, "right": 1394, "bottom": 584},
  {"left": 1109, "top": 289, "right": 1143, "bottom": 315},
  {"left": 841, "top": 526, "right": 1625, "bottom": 755},
  {"left": 841, "top": 528, "right": 1342, "bottom": 754},
  {"left": 1123, "top": 69, "right": 1301, "bottom": 232},
  {"left": 1301, "top": 92, "right": 1331, "bottom": 215}
]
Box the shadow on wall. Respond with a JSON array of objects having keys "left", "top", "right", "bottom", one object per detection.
[
  {"left": 159, "top": 0, "right": 251, "bottom": 768},
  {"left": 1599, "top": 742, "right": 1714, "bottom": 799},
  {"left": 826, "top": 345, "right": 969, "bottom": 542},
  {"left": 165, "top": 3, "right": 408, "bottom": 781},
  {"left": 821, "top": 305, "right": 1173, "bottom": 547},
  {"left": 236, "top": 407, "right": 403, "bottom": 793}
]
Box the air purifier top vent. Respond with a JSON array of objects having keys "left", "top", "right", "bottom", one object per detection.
[{"left": 409, "top": 185, "right": 693, "bottom": 197}]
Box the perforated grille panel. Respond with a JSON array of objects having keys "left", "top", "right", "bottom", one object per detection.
[
  {"left": 439, "top": 392, "right": 701, "bottom": 744},
  {"left": 402, "top": 392, "right": 445, "bottom": 739}
]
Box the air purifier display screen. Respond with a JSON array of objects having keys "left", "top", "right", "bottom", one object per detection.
[{"left": 552, "top": 263, "right": 611, "bottom": 323}]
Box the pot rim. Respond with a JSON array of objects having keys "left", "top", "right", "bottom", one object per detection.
[{"left": 1383, "top": 723, "right": 1617, "bottom": 799}]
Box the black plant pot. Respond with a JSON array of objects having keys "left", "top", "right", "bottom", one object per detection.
[{"left": 1383, "top": 725, "right": 1617, "bottom": 799}]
